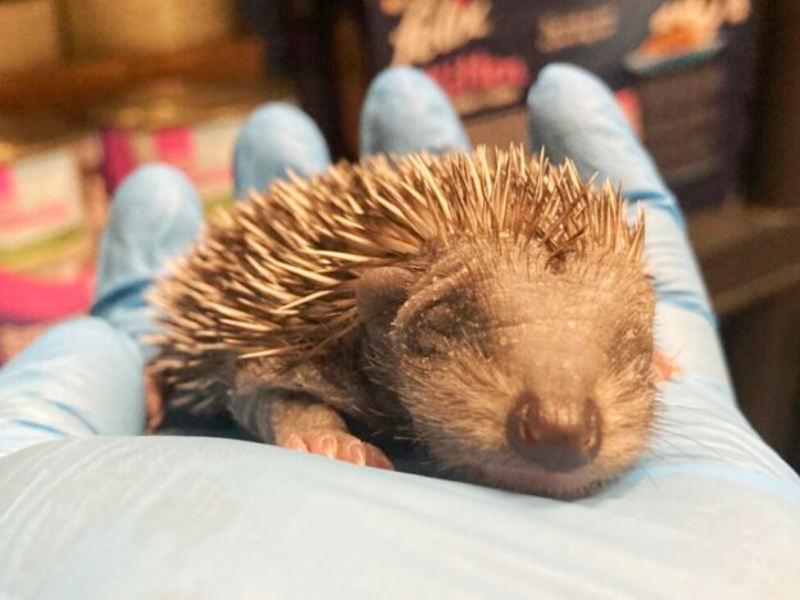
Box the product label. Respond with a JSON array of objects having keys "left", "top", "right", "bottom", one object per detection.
[
  {"left": 362, "top": 0, "right": 755, "bottom": 208},
  {"left": 103, "top": 113, "right": 248, "bottom": 214},
  {"left": 0, "top": 147, "right": 86, "bottom": 269},
  {"left": 375, "top": 0, "right": 532, "bottom": 118},
  {"left": 536, "top": 4, "right": 619, "bottom": 53},
  {"left": 387, "top": 0, "right": 492, "bottom": 65}
]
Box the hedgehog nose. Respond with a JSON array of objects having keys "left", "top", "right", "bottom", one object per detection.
[{"left": 507, "top": 393, "right": 601, "bottom": 471}]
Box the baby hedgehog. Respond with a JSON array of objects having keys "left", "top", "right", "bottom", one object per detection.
[{"left": 148, "top": 145, "right": 671, "bottom": 498}]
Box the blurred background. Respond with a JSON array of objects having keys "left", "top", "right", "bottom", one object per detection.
[{"left": 1, "top": 0, "right": 798, "bottom": 468}]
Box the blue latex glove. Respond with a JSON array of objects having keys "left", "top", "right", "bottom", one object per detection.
[{"left": 1, "top": 65, "right": 799, "bottom": 599}]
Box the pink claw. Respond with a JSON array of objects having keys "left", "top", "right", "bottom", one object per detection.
[{"left": 278, "top": 430, "right": 395, "bottom": 470}]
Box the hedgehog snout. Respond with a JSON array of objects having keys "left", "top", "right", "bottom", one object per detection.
[{"left": 506, "top": 392, "right": 601, "bottom": 471}]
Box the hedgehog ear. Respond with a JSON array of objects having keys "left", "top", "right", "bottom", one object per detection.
[{"left": 356, "top": 266, "right": 416, "bottom": 338}]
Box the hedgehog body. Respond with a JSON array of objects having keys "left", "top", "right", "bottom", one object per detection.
[{"left": 149, "top": 146, "right": 657, "bottom": 497}]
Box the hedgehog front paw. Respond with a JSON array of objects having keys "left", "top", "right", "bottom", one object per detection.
[
  {"left": 280, "top": 430, "right": 394, "bottom": 470},
  {"left": 144, "top": 372, "right": 165, "bottom": 433},
  {"left": 652, "top": 350, "right": 682, "bottom": 384}
]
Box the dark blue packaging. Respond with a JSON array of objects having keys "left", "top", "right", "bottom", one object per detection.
[{"left": 281, "top": 0, "right": 760, "bottom": 210}]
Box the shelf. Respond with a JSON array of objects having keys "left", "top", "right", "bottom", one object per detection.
[
  {"left": 688, "top": 200, "right": 800, "bottom": 466},
  {"left": 688, "top": 200, "right": 800, "bottom": 317},
  {"left": 0, "top": 36, "right": 267, "bottom": 118}
]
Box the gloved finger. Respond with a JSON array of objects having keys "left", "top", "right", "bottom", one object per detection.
[
  {"left": 233, "top": 103, "right": 331, "bottom": 198},
  {"left": 527, "top": 64, "right": 673, "bottom": 217},
  {"left": 91, "top": 164, "right": 203, "bottom": 359},
  {"left": 0, "top": 317, "right": 145, "bottom": 457},
  {"left": 527, "top": 64, "right": 714, "bottom": 326},
  {"left": 524, "top": 66, "right": 787, "bottom": 475},
  {"left": 641, "top": 301, "right": 793, "bottom": 476},
  {"left": 360, "top": 66, "right": 471, "bottom": 157}
]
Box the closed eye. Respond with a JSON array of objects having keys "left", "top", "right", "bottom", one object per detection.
[{"left": 401, "top": 289, "right": 488, "bottom": 357}]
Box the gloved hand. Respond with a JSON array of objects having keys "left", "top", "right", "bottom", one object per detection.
[
  {"left": 1, "top": 66, "right": 799, "bottom": 600},
  {"left": 0, "top": 103, "right": 332, "bottom": 454}
]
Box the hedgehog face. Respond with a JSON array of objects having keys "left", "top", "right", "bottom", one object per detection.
[{"left": 375, "top": 245, "right": 657, "bottom": 498}]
